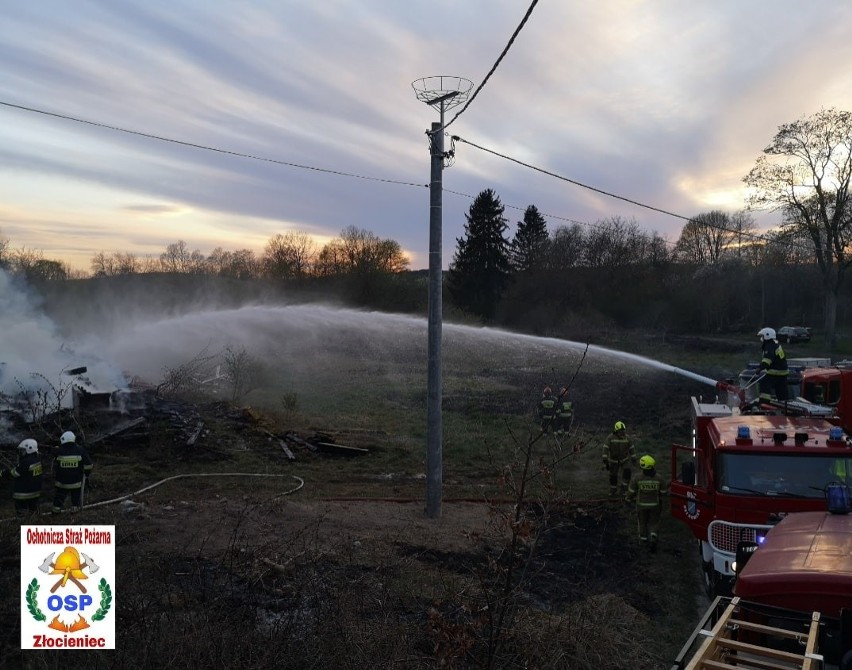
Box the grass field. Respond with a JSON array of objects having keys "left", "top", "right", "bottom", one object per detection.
[{"left": 4, "top": 301, "right": 827, "bottom": 668}]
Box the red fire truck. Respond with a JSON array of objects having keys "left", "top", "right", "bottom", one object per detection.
[
  {"left": 671, "top": 508, "right": 852, "bottom": 669},
  {"left": 670, "top": 387, "right": 852, "bottom": 597}
]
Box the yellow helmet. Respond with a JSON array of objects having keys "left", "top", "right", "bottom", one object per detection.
[
  {"left": 51, "top": 547, "right": 87, "bottom": 586},
  {"left": 639, "top": 455, "right": 656, "bottom": 471},
  {"left": 614, "top": 421, "right": 626, "bottom": 432}
]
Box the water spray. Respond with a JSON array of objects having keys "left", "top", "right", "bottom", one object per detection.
[{"left": 582, "top": 344, "right": 719, "bottom": 387}]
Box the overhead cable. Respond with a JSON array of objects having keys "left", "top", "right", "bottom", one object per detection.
[
  {"left": 0, "top": 100, "right": 427, "bottom": 189},
  {"left": 442, "top": 0, "right": 540, "bottom": 132},
  {"left": 452, "top": 134, "right": 794, "bottom": 248}
]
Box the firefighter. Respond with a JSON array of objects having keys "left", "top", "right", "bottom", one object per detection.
[
  {"left": 537, "top": 386, "right": 557, "bottom": 433},
  {"left": 0, "top": 439, "right": 43, "bottom": 516},
  {"left": 626, "top": 454, "right": 669, "bottom": 552},
  {"left": 757, "top": 327, "right": 789, "bottom": 401},
  {"left": 555, "top": 387, "right": 574, "bottom": 436},
  {"left": 602, "top": 421, "right": 636, "bottom": 496},
  {"left": 52, "top": 431, "right": 93, "bottom": 514}
]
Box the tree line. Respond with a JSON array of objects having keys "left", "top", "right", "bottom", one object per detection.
[{"left": 3, "top": 108, "right": 852, "bottom": 342}]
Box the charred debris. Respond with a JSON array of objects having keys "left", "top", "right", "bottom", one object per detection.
[{"left": 0, "top": 367, "right": 365, "bottom": 461}]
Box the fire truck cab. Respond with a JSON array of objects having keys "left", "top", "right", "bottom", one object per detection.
[{"left": 670, "top": 394, "right": 852, "bottom": 596}]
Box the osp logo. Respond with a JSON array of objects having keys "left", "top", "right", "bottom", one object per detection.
[{"left": 20, "top": 525, "right": 116, "bottom": 650}]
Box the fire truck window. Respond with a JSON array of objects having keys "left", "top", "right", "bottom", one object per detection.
[
  {"left": 828, "top": 380, "right": 841, "bottom": 404},
  {"left": 804, "top": 383, "right": 826, "bottom": 404},
  {"left": 719, "top": 454, "right": 838, "bottom": 497}
]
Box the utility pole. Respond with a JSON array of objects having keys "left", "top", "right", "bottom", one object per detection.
[{"left": 412, "top": 76, "right": 472, "bottom": 519}]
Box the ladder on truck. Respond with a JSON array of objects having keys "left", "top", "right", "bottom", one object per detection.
[{"left": 684, "top": 597, "right": 822, "bottom": 670}]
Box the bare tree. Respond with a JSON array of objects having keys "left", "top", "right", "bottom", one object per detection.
[
  {"left": 263, "top": 231, "right": 317, "bottom": 279},
  {"left": 547, "top": 223, "right": 585, "bottom": 270},
  {"left": 744, "top": 108, "right": 852, "bottom": 345},
  {"left": 0, "top": 229, "right": 10, "bottom": 270},
  {"left": 674, "top": 210, "right": 755, "bottom": 265},
  {"left": 159, "top": 240, "right": 197, "bottom": 273},
  {"left": 92, "top": 251, "right": 141, "bottom": 276},
  {"left": 114, "top": 252, "right": 140, "bottom": 275},
  {"left": 91, "top": 251, "right": 116, "bottom": 277},
  {"left": 316, "top": 226, "right": 408, "bottom": 277},
  {"left": 206, "top": 248, "right": 259, "bottom": 279},
  {"left": 583, "top": 216, "right": 655, "bottom": 268}
]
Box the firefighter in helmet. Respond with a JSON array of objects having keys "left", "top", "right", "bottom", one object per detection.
[
  {"left": 537, "top": 387, "right": 557, "bottom": 433},
  {"left": 626, "top": 454, "right": 669, "bottom": 552},
  {"left": 52, "top": 431, "right": 93, "bottom": 514},
  {"left": 757, "top": 327, "right": 789, "bottom": 401},
  {"left": 555, "top": 387, "right": 574, "bottom": 436},
  {"left": 0, "top": 439, "right": 43, "bottom": 516},
  {"left": 602, "top": 421, "right": 636, "bottom": 496}
]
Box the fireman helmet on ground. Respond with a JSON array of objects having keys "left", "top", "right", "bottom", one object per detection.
[
  {"left": 757, "top": 327, "right": 776, "bottom": 341},
  {"left": 60, "top": 431, "right": 76, "bottom": 445},
  {"left": 614, "top": 421, "right": 626, "bottom": 432},
  {"left": 639, "top": 455, "right": 656, "bottom": 470},
  {"left": 18, "top": 439, "right": 38, "bottom": 455}
]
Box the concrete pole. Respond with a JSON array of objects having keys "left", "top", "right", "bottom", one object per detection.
[
  {"left": 421, "top": 89, "right": 457, "bottom": 519},
  {"left": 425, "top": 118, "right": 444, "bottom": 519}
]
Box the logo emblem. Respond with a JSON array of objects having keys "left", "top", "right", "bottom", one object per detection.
[{"left": 20, "top": 526, "right": 115, "bottom": 649}]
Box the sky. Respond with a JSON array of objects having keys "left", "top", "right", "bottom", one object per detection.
[{"left": 2, "top": 1, "right": 852, "bottom": 272}]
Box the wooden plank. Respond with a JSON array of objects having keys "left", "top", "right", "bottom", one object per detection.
[
  {"left": 801, "top": 612, "right": 821, "bottom": 670},
  {"left": 729, "top": 618, "right": 807, "bottom": 641},
  {"left": 279, "top": 441, "right": 296, "bottom": 460},
  {"left": 186, "top": 420, "right": 204, "bottom": 446},
  {"left": 684, "top": 598, "right": 741, "bottom": 670},
  {"left": 705, "top": 656, "right": 802, "bottom": 670},
  {"left": 715, "top": 638, "right": 807, "bottom": 663}
]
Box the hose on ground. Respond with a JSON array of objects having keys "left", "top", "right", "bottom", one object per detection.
[{"left": 0, "top": 473, "right": 305, "bottom": 522}]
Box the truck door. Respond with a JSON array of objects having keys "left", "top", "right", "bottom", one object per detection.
[{"left": 670, "top": 442, "right": 713, "bottom": 536}]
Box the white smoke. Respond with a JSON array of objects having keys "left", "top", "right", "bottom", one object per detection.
[{"left": 0, "top": 269, "right": 128, "bottom": 410}]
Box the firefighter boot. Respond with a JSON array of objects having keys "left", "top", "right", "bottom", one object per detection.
[{"left": 649, "top": 534, "right": 658, "bottom": 553}]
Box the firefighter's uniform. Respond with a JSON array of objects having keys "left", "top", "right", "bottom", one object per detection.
[
  {"left": 555, "top": 392, "right": 574, "bottom": 436},
  {"left": 1, "top": 450, "right": 43, "bottom": 515},
  {"left": 626, "top": 456, "right": 669, "bottom": 551},
  {"left": 52, "top": 432, "right": 93, "bottom": 513},
  {"left": 538, "top": 388, "right": 557, "bottom": 433},
  {"left": 602, "top": 422, "right": 636, "bottom": 496},
  {"left": 758, "top": 333, "right": 789, "bottom": 401}
]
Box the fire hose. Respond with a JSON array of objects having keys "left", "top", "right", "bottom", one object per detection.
[{"left": 0, "top": 473, "right": 305, "bottom": 523}]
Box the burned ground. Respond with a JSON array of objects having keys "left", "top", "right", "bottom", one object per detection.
[{"left": 0, "top": 360, "right": 709, "bottom": 669}]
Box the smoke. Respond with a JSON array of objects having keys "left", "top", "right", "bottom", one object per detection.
[{"left": 0, "top": 269, "right": 128, "bottom": 405}]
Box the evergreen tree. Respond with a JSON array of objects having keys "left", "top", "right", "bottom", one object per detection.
[
  {"left": 447, "top": 189, "right": 511, "bottom": 320},
  {"left": 510, "top": 205, "right": 549, "bottom": 273}
]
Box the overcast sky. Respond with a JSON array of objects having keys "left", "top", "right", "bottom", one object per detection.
[{"left": 2, "top": 0, "right": 852, "bottom": 272}]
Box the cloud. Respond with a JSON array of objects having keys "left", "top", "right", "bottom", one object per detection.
[{"left": 1, "top": 1, "right": 852, "bottom": 269}]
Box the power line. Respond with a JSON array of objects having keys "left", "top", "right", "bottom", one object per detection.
[
  {"left": 0, "top": 100, "right": 428, "bottom": 189},
  {"left": 442, "top": 187, "right": 680, "bottom": 249},
  {"left": 442, "top": 0, "right": 540, "bottom": 132},
  {"left": 0, "top": 98, "right": 802, "bottom": 255},
  {"left": 1, "top": 98, "right": 602, "bottom": 237},
  {"left": 451, "top": 134, "right": 800, "bottom": 249}
]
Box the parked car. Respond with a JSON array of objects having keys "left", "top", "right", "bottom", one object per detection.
[{"left": 777, "top": 326, "right": 811, "bottom": 343}]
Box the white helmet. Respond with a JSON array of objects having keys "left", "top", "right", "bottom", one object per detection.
[
  {"left": 60, "top": 431, "right": 76, "bottom": 445},
  {"left": 18, "top": 438, "right": 39, "bottom": 455},
  {"left": 757, "top": 327, "right": 776, "bottom": 341}
]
